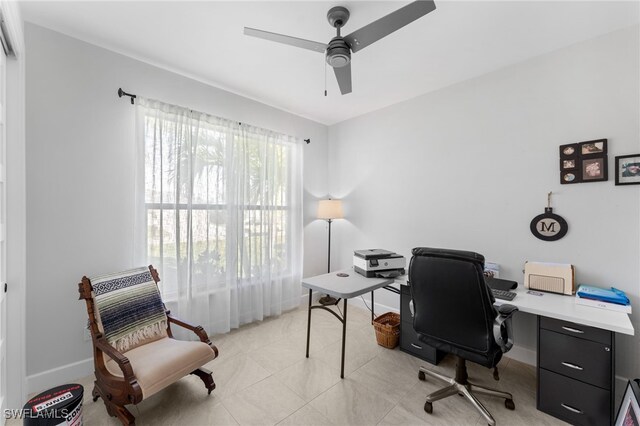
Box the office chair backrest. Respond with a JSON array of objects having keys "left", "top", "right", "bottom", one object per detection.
[{"left": 409, "top": 247, "right": 498, "bottom": 359}]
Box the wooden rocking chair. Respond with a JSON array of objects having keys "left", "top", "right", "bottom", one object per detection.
[{"left": 78, "top": 265, "right": 218, "bottom": 425}]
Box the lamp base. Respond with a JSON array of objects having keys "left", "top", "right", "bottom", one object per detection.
[{"left": 319, "top": 295, "right": 338, "bottom": 306}]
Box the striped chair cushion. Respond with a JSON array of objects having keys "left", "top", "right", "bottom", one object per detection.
[{"left": 91, "top": 267, "right": 167, "bottom": 352}]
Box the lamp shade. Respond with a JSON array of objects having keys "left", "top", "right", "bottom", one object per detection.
[{"left": 317, "top": 199, "right": 343, "bottom": 220}]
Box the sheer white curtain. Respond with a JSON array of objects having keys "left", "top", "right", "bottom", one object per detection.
[{"left": 134, "top": 98, "right": 303, "bottom": 336}]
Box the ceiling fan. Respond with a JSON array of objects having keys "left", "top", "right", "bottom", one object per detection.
[{"left": 244, "top": 1, "right": 437, "bottom": 95}]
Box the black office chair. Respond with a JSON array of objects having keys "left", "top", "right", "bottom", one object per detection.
[{"left": 409, "top": 247, "right": 518, "bottom": 426}]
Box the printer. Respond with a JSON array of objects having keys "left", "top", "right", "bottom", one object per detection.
[{"left": 353, "top": 249, "right": 406, "bottom": 278}]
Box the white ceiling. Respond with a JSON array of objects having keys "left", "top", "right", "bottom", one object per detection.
[{"left": 20, "top": 1, "right": 640, "bottom": 125}]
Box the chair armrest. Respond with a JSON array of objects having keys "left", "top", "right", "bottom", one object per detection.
[
  {"left": 167, "top": 313, "right": 219, "bottom": 357},
  {"left": 93, "top": 337, "right": 143, "bottom": 404},
  {"left": 497, "top": 304, "right": 518, "bottom": 317},
  {"left": 493, "top": 304, "right": 518, "bottom": 353},
  {"left": 94, "top": 337, "right": 135, "bottom": 380}
]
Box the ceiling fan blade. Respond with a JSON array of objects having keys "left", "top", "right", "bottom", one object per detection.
[
  {"left": 333, "top": 63, "right": 352, "bottom": 95},
  {"left": 244, "top": 27, "right": 327, "bottom": 53},
  {"left": 344, "top": 0, "right": 436, "bottom": 53}
]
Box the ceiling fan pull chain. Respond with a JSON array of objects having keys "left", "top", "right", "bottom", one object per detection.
[{"left": 324, "top": 59, "right": 328, "bottom": 96}]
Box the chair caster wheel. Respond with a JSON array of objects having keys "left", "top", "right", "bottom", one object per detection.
[
  {"left": 92, "top": 395, "right": 99, "bottom": 402},
  {"left": 424, "top": 401, "right": 433, "bottom": 414},
  {"left": 418, "top": 371, "right": 426, "bottom": 381},
  {"left": 505, "top": 399, "right": 515, "bottom": 410}
]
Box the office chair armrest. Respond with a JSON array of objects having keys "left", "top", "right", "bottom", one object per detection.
[
  {"left": 497, "top": 304, "right": 518, "bottom": 317},
  {"left": 493, "top": 304, "right": 518, "bottom": 353}
]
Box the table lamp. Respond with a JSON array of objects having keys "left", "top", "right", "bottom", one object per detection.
[{"left": 317, "top": 199, "right": 343, "bottom": 305}]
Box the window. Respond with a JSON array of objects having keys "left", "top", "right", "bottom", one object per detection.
[{"left": 136, "top": 99, "right": 302, "bottom": 330}]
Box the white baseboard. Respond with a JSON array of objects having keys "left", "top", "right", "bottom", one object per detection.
[
  {"left": 504, "top": 345, "right": 536, "bottom": 366},
  {"left": 346, "top": 295, "right": 399, "bottom": 316},
  {"left": 26, "top": 358, "right": 93, "bottom": 394},
  {"left": 300, "top": 291, "right": 398, "bottom": 314}
]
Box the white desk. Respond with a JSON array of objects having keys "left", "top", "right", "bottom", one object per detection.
[
  {"left": 303, "top": 268, "right": 395, "bottom": 299},
  {"left": 395, "top": 275, "right": 634, "bottom": 425},
  {"left": 394, "top": 275, "right": 634, "bottom": 336},
  {"left": 302, "top": 268, "right": 395, "bottom": 378},
  {"left": 494, "top": 286, "right": 634, "bottom": 335}
]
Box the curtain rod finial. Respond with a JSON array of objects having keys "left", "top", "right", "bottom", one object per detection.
[{"left": 117, "top": 88, "right": 137, "bottom": 104}]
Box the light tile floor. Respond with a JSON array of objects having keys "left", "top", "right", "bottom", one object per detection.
[{"left": 21, "top": 304, "right": 569, "bottom": 425}]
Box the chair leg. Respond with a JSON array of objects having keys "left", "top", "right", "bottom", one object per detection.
[
  {"left": 111, "top": 403, "right": 136, "bottom": 426},
  {"left": 459, "top": 385, "right": 496, "bottom": 426},
  {"left": 425, "top": 384, "right": 458, "bottom": 402},
  {"left": 92, "top": 383, "right": 101, "bottom": 402},
  {"left": 468, "top": 381, "right": 514, "bottom": 401},
  {"left": 419, "top": 366, "right": 456, "bottom": 385},
  {"left": 191, "top": 367, "right": 216, "bottom": 394},
  {"left": 93, "top": 382, "right": 136, "bottom": 425}
]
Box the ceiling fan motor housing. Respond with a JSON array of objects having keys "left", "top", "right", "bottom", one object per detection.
[
  {"left": 327, "top": 6, "right": 350, "bottom": 28},
  {"left": 326, "top": 37, "right": 351, "bottom": 68}
]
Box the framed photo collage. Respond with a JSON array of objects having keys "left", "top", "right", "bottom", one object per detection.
[{"left": 559, "top": 139, "right": 608, "bottom": 184}]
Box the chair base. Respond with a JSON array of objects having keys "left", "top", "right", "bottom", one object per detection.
[
  {"left": 92, "top": 383, "right": 136, "bottom": 425},
  {"left": 418, "top": 357, "right": 514, "bottom": 426},
  {"left": 92, "top": 367, "right": 215, "bottom": 425}
]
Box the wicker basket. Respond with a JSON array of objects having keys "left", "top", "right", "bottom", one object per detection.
[{"left": 372, "top": 312, "right": 401, "bottom": 349}]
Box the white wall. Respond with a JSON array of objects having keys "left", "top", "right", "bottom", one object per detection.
[
  {"left": 3, "top": 0, "right": 27, "bottom": 409},
  {"left": 24, "top": 23, "right": 328, "bottom": 384},
  {"left": 328, "top": 26, "right": 640, "bottom": 379}
]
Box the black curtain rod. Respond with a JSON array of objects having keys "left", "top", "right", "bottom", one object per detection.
[
  {"left": 117, "top": 88, "right": 136, "bottom": 104},
  {"left": 117, "top": 87, "right": 310, "bottom": 143}
]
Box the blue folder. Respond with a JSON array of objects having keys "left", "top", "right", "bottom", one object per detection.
[{"left": 577, "top": 285, "right": 630, "bottom": 306}]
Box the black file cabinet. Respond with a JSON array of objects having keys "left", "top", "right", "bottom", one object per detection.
[
  {"left": 399, "top": 284, "right": 444, "bottom": 365},
  {"left": 537, "top": 317, "right": 615, "bottom": 426}
]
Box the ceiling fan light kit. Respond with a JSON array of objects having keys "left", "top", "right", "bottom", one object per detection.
[
  {"left": 326, "top": 38, "right": 351, "bottom": 68},
  {"left": 244, "top": 0, "right": 437, "bottom": 95}
]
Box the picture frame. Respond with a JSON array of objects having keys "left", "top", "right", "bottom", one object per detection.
[
  {"left": 559, "top": 139, "right": 608, "bottom": 184},
  {"left": 615, "top": 154, "right": 640, "bottom": 186},
  {"left": 614, "top": 379, "right": 640, "bottom": 426},
  {"left": 582, "top": 156, "right": 607, "bottom": 182},
  {"left": 559, "top": 143, "right": 578, "bottom": 159},
  {"left": 561, "top": 171, "right": 577, "bottom": 184},
  {"left": 580, "top": 139, "right": 607, "bottom": 156}
]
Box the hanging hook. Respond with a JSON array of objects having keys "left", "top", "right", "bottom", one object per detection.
[{"left": 547, "top": 192, "right": 552, "bottom": 209}]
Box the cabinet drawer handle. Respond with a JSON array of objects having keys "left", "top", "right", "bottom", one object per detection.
[
  {"left": 561, "top": 403, "right": 583, "bottom": 414},
  {"left": 410, "top": 343, "right": 423, "bottom": 350},
  {"left": 561, "top": 362, "right": 584, "bottom": 371},
  {"left": 561, "top": 326, "right": 584, "bottom": 334}
]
